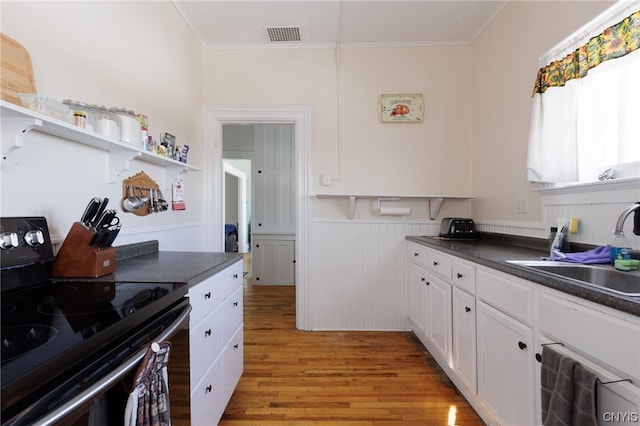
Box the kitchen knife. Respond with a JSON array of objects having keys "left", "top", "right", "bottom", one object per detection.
[
  {"left": 89, "top": 197, "right": 109, "bottom": 229},
  {"left": 100, "top": 225, "right": 121, "bottom": 249},
  {"left": 80, "top": 198, "right": 101, "bottom": 227},
  {"left": 96, "top": 209, "right": 118, "bottom": 229},
  {"left": 91, "top": 226, "right": 108, "bottom": 248}
]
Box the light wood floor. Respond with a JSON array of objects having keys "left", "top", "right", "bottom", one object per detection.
[{"left": 169, "top": 282, "right": 485, "bottom": 425}]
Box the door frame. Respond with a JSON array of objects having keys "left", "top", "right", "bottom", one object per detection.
[
  {"left": 223, "top": 160, "right": 248, "bottom": 253},
  {"left": 202, "top": 104, "right": 312, "bottom": 331}
]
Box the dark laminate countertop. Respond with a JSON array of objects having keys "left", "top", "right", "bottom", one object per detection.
[
  {"left": 406, "top": 234, "right": 640, "bottom": 317},
  {"left": 109, "top": 240, "right": 244, "bottom": 287}
]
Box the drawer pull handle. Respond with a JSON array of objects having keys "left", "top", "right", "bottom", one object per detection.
[
  {"left": 204, "top": 292, "right": 211, "bottom": 300},
  {"left": 414, "top": 252, "right": 419, "bottom": 256},
  {"left": 518, "top": 341, "right": 527, "bottom": 350},
  {"left": 426, "top": 281, "right": 430, "bottom": 286},
  {"left": 205, "top": 385, "right": 212, "bottom": 393},
  {"left": 233, "top": 301, "right": 239, "bottom": 307},
  {"left": 234, "top": 344, "right": 239, "bottom": 350},
  {"left": 465, "top": 306, "right": 471, "bottom": 313},
  {"left": 205, "top": 329, "right": 212, "bottom": 337},
  {"left": 536, "top": 353, "right": 542, "bottom": 363},
  {"left": 233, "top": 273, "right": 239, "bottom": 279},
  {"left": 433, "top": 261, "right": 438, "bottom": 266},
  {"left": 421, "top": 277, "right": 426, "bottom": 282},
  {"left": 457, "top": 273, "right": 463, "bottom": 279}
]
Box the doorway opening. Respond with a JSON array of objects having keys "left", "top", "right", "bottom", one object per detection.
[{"left": 202, "top": 104, "right": 312, "bottom": 330}]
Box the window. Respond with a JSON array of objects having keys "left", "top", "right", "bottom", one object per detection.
[{"left": 527, "top": 4, "right": 640, "bottom": 185}]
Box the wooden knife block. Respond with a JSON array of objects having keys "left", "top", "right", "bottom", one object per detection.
[{"left": 50, "top": 222, "right": 116, "bottom": 278}]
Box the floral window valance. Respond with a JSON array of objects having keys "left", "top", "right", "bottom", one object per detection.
[{"left": 532, "top": 10, "right": 640, "bottom": 96}]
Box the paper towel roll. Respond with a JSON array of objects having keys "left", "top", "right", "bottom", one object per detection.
[{"left": 379, "top": 207, "right": 411, "bottom": 215}]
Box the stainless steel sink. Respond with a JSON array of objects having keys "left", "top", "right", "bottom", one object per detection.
[{"left": 506, "top": 260, "right": 640, "bottom": 296}]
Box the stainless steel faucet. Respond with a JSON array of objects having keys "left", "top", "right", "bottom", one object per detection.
[{"left": 614, "top": 202, "right": 640, "bottom": 236}]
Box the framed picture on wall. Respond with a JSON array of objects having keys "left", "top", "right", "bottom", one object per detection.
[{"left": 379, "top": 93, "right": 424, "bottom": 123}]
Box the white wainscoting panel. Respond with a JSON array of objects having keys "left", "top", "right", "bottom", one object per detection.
[
  {"left": 308, "top": 220, "right": 436, "bottom": 331},
  {"left": 112, "top": 223, "right": 207, "bottom": 252}
]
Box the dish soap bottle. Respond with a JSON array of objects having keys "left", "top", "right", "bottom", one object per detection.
[{"left": 610, "top": 233, "right": 632, "bottom": 265}]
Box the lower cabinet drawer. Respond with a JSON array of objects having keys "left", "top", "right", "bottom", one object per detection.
[
  {"left": 223, "top": 286, "right": 244, "bottom": 343},
  {"left": 223, "top": 325, "right": 244, "bottom": 407},
  {"left": 476, "top": 268, "right": 534, "bottom": 325},
  {"left": 191, "top": 357, "right": 224, "bottom": 426},
  {"left": 189, "top": 304, "right": 223, "bottom": 384}
]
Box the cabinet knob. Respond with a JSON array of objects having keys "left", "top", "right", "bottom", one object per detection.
[
  {"left": 433, "top": 261, "right": 438, "bottom": 266},
  {"left": 465, "top": 306, "right": 471, "bottom": 312},
  {"left": 421, "top": 277, "right": 426, "bottom": 282},
  {"left": 518, "top": 341, "right": 527, "bottom": 350},
  {"left": 204, "top": 292, "right": 211, "bottom": 300},
  {"left": 205, "top": 329, "right": 212, "bottom": 337},
  {"left": 457, "top": 273, "right": 463, "bottom": 279},
  {"left": 414, "top": 252, "right": 419, "bottom": 256},
  {"left": 535, "top": 353, "right": 542, "bottom": 363},
  {"left": 233, "top": 273, "right": 239, "bottom": 279},
  {"left": 233, "top": 301, "right": 239, "bottom": 307},
  {"left": 205, "top": 385, "right": 212, "bottom": 393},
  {"left": 426, "top": 281, "right": 430, "bottom": 286},
  {"left": 233, "top": 344, "right": 239, "bottom": 350}
]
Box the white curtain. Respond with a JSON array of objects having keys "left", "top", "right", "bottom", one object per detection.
[
  {"left": 526, "top": 2, "right": 640, "bottom": 184},
  {"left": 527, "top": 50, "right": 640, "bottom": 183}
]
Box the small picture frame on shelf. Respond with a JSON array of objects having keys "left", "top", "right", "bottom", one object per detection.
[{"left": 379, "top": 93, "right": 424, "bottom": 123}]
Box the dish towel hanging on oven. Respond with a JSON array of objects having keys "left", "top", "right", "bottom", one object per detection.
[
  {"left": 540, "top": 345, "right": 598, "bottom": 426},
  {"left": 124, "top": 341, "right": 172, "bottom": 426}
]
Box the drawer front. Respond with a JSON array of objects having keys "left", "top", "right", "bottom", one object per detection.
[
  {"left": 428, "top": 249, "right": 452, "bottom": 281},
  {"left": 223, "top": 325, "right": 244, "bottom": 407},
  {"left": 452, "top": 260, "right": 475, "bottom": 294},
  {"left": 408, "top": 242, "right": 428, "bottom": 269},
  {"left": 188, "top": 273, "right": 224, "bottom": 327},
  {"left": 476, "top": 268, "right": 533, "bottom": 325},
  {"left": 189, "top": 303, "right": 224, "bottom": 384},
  {"left": 223, "top": 286, "right": 244, "bottom": 344},
  {"left": 540, "top": 292, "right": 640, "bottom": 381},
  {"left": 222, "top": 260, "right": 244, "bottom": 299},
  {"left": 191, "top": 357, "right": 224, "bottom": 426}
]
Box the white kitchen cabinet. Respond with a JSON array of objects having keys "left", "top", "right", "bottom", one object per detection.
[
  {"left": 452, "top": 287, "right": 476, "bottom": 393},
  {"left": 252, "top": 236, "right": 295, "bottom": 285},
  {"left": 188, "top": 259, "right": 244, "bottom": 426},
  {"left": 537, "top": 289, "right": 640, "bottom": 426},
  {"left": 408, "top": 242, "right": 429, "bottom": 337},
  {"left": 477, "top": 300, "right": 536, "bottom": 426},
  {"left": 409, "top": 265, "right": 429, "bottom": 336},
  {"left": 427, "top": 274, "right": 452, "bottom": 365},
  {"left": 476, "top": 268, "right": 536, "bottom": 426}
]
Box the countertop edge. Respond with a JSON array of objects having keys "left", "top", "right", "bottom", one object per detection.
[{"left": 406, "top": 235, "right": 640, "bottom": 317}]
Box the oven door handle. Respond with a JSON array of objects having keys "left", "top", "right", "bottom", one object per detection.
[{"left": 33, "top": 303, "right": 191, "bottom": 426}]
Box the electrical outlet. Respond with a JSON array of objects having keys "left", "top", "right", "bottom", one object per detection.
[{"left": 516, "top": 199, "right": 528, "bottom": 214}]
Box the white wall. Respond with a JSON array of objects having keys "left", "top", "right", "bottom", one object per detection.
[
  {"left": 469, "top": 1, "right": 613, "bottom": 226},
  {"left": 1, "top": 1, "right": 206, "bottom": 249}
]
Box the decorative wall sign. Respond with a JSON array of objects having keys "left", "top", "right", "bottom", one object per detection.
[{"left": 379, "top": 93, "right": 424, "bottom": 123}]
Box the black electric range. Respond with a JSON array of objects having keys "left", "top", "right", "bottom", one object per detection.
[{"left": 0, "top": 217, "right": 188, "bottom": 425}]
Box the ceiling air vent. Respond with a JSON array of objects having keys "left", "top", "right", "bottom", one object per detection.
[{"left": 265, "top": 26, "right": 302, "bottom": 43}]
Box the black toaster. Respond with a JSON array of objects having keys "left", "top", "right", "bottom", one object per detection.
[{"left": 439, "top": 218, "right": 477, "bottom": 238}]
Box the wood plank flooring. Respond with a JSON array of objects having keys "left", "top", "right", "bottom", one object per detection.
[{"left": 169, "top": 282, "right": 485, "bottom": 425}]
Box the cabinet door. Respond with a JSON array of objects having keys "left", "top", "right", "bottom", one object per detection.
[
  {"left": 252, "top": 124, "right": 295, "bottom": 233},
  {"left": 410, "top": 265, "right": 429, "bottom": 335},
  {"left": 190, "top": 357, "right": 224, "bottom": 426},
  {"left": 477, "top": 301, "right": 535, "bottom": 426},
  {"left": 252, "top": 238, "right": 295, "bottom": 285},
  {"left": 427, "top": 274, "right": 452, "bottom": 365},
  {"left": 452, "top": 287, "right": 476, "bottom": 393}
]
